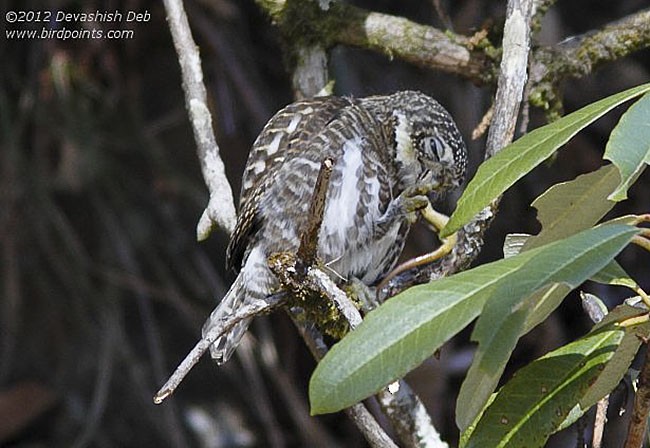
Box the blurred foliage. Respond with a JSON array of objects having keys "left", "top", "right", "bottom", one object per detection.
[{"left": 0, "top": 0, "right": 648, "bottom": 447}]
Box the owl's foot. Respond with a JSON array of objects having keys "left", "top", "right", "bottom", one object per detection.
[
  {"left": 376, "top": 182, "right": 439, "bottom": 236},
  {"left": 376, "top": 204, "right": 457, "bottom": 295},
  {"left": 399, "top": 182, "right": 440, "bottom": 212}
]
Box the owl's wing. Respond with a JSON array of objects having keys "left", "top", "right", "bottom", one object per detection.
[{"left": 226, "top": 96, "right": 353, "bottom": 272}]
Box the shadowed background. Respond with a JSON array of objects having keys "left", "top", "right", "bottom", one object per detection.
[{"left": 1, "top": 0, "right": 649, "bottom": 446}]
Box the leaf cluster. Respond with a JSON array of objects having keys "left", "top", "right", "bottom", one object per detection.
[{"left": 310, "top": 84, "right": 650, "bottom": 446}]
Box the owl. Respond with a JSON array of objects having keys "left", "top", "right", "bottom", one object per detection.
[{"left": 203, "top": 91, "right": 467, "bottom": 364}]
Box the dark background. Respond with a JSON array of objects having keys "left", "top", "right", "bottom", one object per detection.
[{"left": 1, "top": 0, "right": 649, "bottom": 446}]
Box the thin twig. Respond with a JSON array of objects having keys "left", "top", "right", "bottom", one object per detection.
[
  {"left": 162, "top": 0, "right": 237, "bottom": 239},
  {"left": 153, "top": 292, "right": 286, "bottom": 403},
  {"left": 593, "top": 395, "right": 609, "bottom": 448},
  {"left": 471, "top": 104, "right": 494, "bottom": 140},
  {"left": 297, "top": 158, "right": 335, "bottom": 267},
  {"left": 624, "top": 345, "right": 650, "bottom": 448}
]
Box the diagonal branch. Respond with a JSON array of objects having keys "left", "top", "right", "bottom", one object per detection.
[
  {"left": 153, "top": 292, "right": 286, "bottom": 404},
  {"left": 257, "top": 1, "right": 650, "bottom": 116},
  {"left": 530, "top": 7, "right": 650, "bottom": 117}
]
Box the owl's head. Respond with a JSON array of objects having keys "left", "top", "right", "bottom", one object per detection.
[{"left": 361, "top": 91, "right": 467, "bottom": 192}]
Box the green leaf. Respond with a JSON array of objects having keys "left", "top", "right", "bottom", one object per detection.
[
  {"left": 456, "top": 283, "right": 572, "bottom": 430},
  {"left": 456, "top": 220, "right": 636, "bottom": 429},
  {"left": 442, "top": 83, "right": 650, "bottom": 238},
  {"left": 308, "top": 225, "right": 638, "bottom": 415},
  {"left": 605, "top": 92, "right": 650, "bottom": 201},
  {"left": 505, "top": 234, "right": 637, "bottom": 304},
  {"left": 523, "top": 164, "right": 620, "bottom": 250},
  {"left": 555, "top": 302, "right": 649, "bottom": 432},
  {"left": 522, "top": 284, "right": 573, "bottom": 334},
  {"left": 579, "top": 303, "right": 650, "bottom": 408},
  {"left": 591, "top": 259, "right": 638, "bottom": 290},
  {"left": 464, "top": 325, "right": 625, "bottom": 448}
]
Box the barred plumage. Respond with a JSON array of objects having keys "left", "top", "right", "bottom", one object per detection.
[{"left": 204, "top": 91, "right": 467, "bottom": 364}]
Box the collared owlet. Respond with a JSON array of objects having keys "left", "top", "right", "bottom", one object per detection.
[{"left": 203, "top": 91, "right": 467, "bottom": 364}]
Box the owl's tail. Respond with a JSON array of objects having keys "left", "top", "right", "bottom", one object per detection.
[{"left": 202, "top": 275, "right": 253, "bottom": 365}]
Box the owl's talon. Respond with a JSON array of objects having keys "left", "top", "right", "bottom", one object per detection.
[
  {"left": 403, "top": 182, "right": 441, "bottom": 197},
  {"left": 401, "top": 195, "right": 430, "bottom": 214}
]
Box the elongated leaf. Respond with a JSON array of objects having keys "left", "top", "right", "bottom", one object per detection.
[
  {"left": 591, "top": 259, "right": 638, "bottom": 289},
  {"left": 507, "top": 234, "right": 637, "bottom": 291},
  {"left": 605, "top": 92, "right": 650, "bottom": 201},
  {"left": 456, "top": 165, "right": 633, "bottom": 427},
  {"left": 543, "top": 302, "right": 648, "bottom": 433},
  {"left": 456, "top": 282, "right": 574, "bottom": 429},
  {"left": 456, "top": 221, "right": 636, "bottom": 428},
  {"left": 309, "top": 225, "right": 637, "bottom": 415},
  {"left": 580, "top": 303, "right": 650, "bottom": 408},
  {"left": 442, "top": 83, "right": 650, "bottom": 238},
  {"left": 464, "top": 325, "right": 625, "bottom": 448},
  {"left": 524, "top": 164, "right": 620, "bottom": 250}
]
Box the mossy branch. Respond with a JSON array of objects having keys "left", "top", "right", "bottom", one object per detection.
[
  {"left": 256, "top": 0, "right": 495, "bottom": 84},
  {"left": 530, "top": 7, "right": 650, "bottom": 118},
  {"left": 257, "top": 1, "right": 650, "bottom": 115}
]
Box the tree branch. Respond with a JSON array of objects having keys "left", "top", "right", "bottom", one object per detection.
[
  {"left": 530, "top": 7, "right": 650, "bottom": 118},
  {"left": 256, "top": 0, "right": 495, "bottom": 84},
  {"left": 257, "top": 1, "right": 650, "bottom": 118},
  {"left": 382, "top": 0, "right": 535, "bottom": 295},
  {"left": 153, "top": 292, "right": 286, "bottom": 404},
  {"left": 625, "top": 345, "right": 650, "bottom": 448},
  {"left": 162, "top": 0, "right": 237, "bottom": 240},
  {"left": 268, "top": 156, "right": 448, "bottom": 447}
]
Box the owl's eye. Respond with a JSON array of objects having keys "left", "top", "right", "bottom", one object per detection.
[{"left": 421, "top": 135, "right": 452, "bottom": 163}]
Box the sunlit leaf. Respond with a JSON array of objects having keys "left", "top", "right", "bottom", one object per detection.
[
  {"left": 523, "top": 164, "right": 620, "bottom": 250},
  {"left": 464, "top": 325, "right": 625, "bottom": 448},
  {"left": 442, "top": 83, "right": 650, "bottom": 237},
  {"left": 605, "top": 92, "right": 650, "bottom": 201},
  {"left": 309, "top": 225, "right": 638, "bottom": 415}
]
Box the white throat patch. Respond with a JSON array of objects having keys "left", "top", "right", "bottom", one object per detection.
[{"left": 394, "top": 112, "right": 416, "bottom": 166}]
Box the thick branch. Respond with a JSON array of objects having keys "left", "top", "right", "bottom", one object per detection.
[
  {"left": 292, "top": 45, "right": 330, "bottom": 99},
  {"left": 163, "top": 0, "right": 237, "bottom": 239},
  {"left": 330, "top": 6, "right": 493, "bottom": 83},
  {"left": 625, "top": 345, "right": 650, "bottom": 448},
  {"left": 530, "top": 8, "right": 650, "bottom": 116},
  {"left": 541, "top": 8, "right": 650, "bottom": 79},
  {"left": 257, "top": 0, "right": 495, "bottom": 84},
  {"left": 258, "top": 1, "right": 650, "bottom": 116},
  {"left": 438, "top": 0, "right": 533, "bottom": 275}
]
